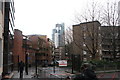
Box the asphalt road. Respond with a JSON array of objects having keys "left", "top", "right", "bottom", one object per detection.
[
  {"left": 37, "top": 67, "right": 120, "bottom": 79},
  {"left": 37, "top": 67, "right": 73, "bottom": 78},
  {"left": 97, "top": 72, "right": 120, "bottom": 80}
]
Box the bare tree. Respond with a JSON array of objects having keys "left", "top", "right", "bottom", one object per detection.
[
  {"left": 101, "top": 1, "right": 120, "bottom": 60},
  {"left": 73, "top": 22, "right": 101, "bottom": 60},
  {"left": 102, "top": 1, "right": 119, "bottom": 26},
  {"left": 65, "top": 27, "right": 73, "bottom": 44},
  {"left": 74, "top": 1, "right": 103, "bottom": 24},
  {"left": 73, "top": 1, "right": 102, "bottom": 60},
  {"left": 73, "top": 0, "right": 120, "bottom": 61},
  {"left": 65, "top": 27, "right": 73, "bottom": 57}
]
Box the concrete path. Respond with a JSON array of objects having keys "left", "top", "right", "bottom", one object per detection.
[{"left": 12, "top": 67, "right": 35, "bottom": 78}]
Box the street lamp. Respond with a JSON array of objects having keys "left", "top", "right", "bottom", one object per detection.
[
  {"left": 52, "top": 46, "right": 56, "bottom": 73},
  {"left": 18, "top": 55, "right": 19, "bottom": 72},
  {"left": 25, "top": 53, "right": 28, "bottom": 75},
  {"left": 53, "top": 55, "right": 56, "bottom": 73},
  {"left": 71, "top": 54, "right": 74, "bottom": 74},
  {"left": 25, "top": 36, "right": 28, "bottom": 75},
  {"left": 35, "top": 52, "right": 38, "bottom": 75}
]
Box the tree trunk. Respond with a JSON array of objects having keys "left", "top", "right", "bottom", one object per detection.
[{"left": 92, "top": 54, "right": 96, "bottom": 60}]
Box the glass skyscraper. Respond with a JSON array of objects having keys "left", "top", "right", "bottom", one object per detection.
[{"left": 52, "top": 23, "right": 65, "bottom": 48}]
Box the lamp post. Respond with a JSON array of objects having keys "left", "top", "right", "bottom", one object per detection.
[
  {"left": 35, "top": 52, "right": 38, "bottom": 75},
  {"left": 25, "top": 36, "right": 28, "bottom": 75},
  {"left": 53, "top": 55, "right": 55, "bottom": 73},
  {"left": 25, "top": 53, "right": 28, "bottom": 75},
  {"left": 71, "top": 54, "right": 74, "bottom": 74},
  {"left": 18, "top": 55, "right": 19, "bottom": 72},
  {"left": 52, "top": 46, "right": 56, "bottom": 73}
]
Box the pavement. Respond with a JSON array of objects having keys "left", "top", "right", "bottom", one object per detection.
[
  {"left": 12, "top": 66, "right": 74, "bottom": 79},
  {"left": 12, "top": 67, "right": 35, "bottom": 78},
  {"left": 12, "top": 67, "right": 68, "bottom": 78},
  {"left": 37, "top": 67, "right": 74, "bottom": 78},
  {"left": 97, "top": 72, "right": 120, "bottom": 80},
  {"left": 12, "top": 66, "right": 120, "bottom": 79},
  {"left": 95, "top": 70, "right": 120, "bottom": 73}
]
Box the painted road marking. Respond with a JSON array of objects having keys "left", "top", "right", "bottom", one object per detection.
[
  {"left": 110, "top": 73, "right": 116, "bottom": 80},
  {"left": 50, "top": 73, "right": 73, "bottom": 76},
  {"left": 97, "top": 74, "right": 104, "bottom": 78}
]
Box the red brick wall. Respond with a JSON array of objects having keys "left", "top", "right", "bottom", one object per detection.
[
  {"left": 13, "top": 33, "right": 53, "bottom": 66},
  {"left": 13, "top": 29, "right": 25, "bottom": 67},
  {"left": 28, "top": 35, "right": 52, "bottom": 65}
]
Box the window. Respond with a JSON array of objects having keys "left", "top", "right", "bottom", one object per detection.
[
  {"left": 83, "top": 50, "right": 87, "bottom": 55},
  {"left": 83, "top": 43, "right": 86, "bottom": 46},
  {"left": 83, "top": 33, "right": 86, "bottom": 39},
  {"left": 58, "top": 30, "right": 60, "bottom": 33},
  {"left": 83, "top": 26, "right": 86, "bottom": 31},
  {"left": 99, "top": 26, "right": 101, "bottom": 30}
]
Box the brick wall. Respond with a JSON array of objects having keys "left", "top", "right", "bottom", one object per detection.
[{"left": 13, "top": 29, "right": 25, "bottom": 67}]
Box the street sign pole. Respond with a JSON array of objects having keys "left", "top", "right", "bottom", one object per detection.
[
  {"left": 71, "top": 54, "right": 74, "bottom": 74},
  {"left": 35, "top": 53, "right": 37, "bottom": 75},
  {"left": 53, "top": 56, "right": 55, "bottom": 73}
]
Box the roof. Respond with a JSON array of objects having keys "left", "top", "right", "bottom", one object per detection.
[
  {"left": 73, "top": 21, "right": 100, "bottom": 27},
  {"left": 101, "top": 26, "right": 120, "bottom": 27}
]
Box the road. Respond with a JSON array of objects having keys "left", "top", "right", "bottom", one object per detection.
[
  {"left": 37, "top": 67, "right": 120, "bottom": 79},
  {"left": 97, "top": 72, "right": 120, "bottom": 80},
  {"left": 37, "top": 67, "right": 73, "bottom": 78}
]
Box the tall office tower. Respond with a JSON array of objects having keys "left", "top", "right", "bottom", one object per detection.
[
  {"left": 118, "top": 1, "right": 120, "bottom": 26},
  {"left": 2, "top": 0, "right": 15, "bottom": 76},
  {"left": 52, "top": 23, "right": 65, "bottom": 48},
  {"left": 52, "top": 29, "right": 56, "bottom": 44}
]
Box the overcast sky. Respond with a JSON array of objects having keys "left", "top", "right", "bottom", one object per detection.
[{"left": 14, "top": 0, "right": 119, "bottom": 39}]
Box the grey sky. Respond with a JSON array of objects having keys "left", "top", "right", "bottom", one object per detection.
[{"left": 14, "top": 0, "right": 119, "bottom": 39}]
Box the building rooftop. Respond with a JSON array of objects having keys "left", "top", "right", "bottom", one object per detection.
[{"left": 73, "top": 21, "right": 100, "bottom": 27}]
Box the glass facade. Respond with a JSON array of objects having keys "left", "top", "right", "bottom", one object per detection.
[
  {"left": 3, "top": 1, "right": 15, "bottom": 74},
  {"left": 52, "top": 23, "right": 65, "bottom": 48}
]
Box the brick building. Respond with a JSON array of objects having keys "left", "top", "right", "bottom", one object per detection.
[
  {"left": 73, "top": 21, "right": 101, "bottom": 61},
  {"left": 73, "top": 21, "right": 120, "bottom": 61},
  {"left": 28, "top": 35, "right": 52, "bottom": 66},
  {"left": 101, "top": 26, "right": 120, "bottom": 61},
  {"left": 13, "top": 29, "right": 25, "bottom": 67},
  {"left": 13, "top": 32, "right": 53, "bottom": 68}
]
